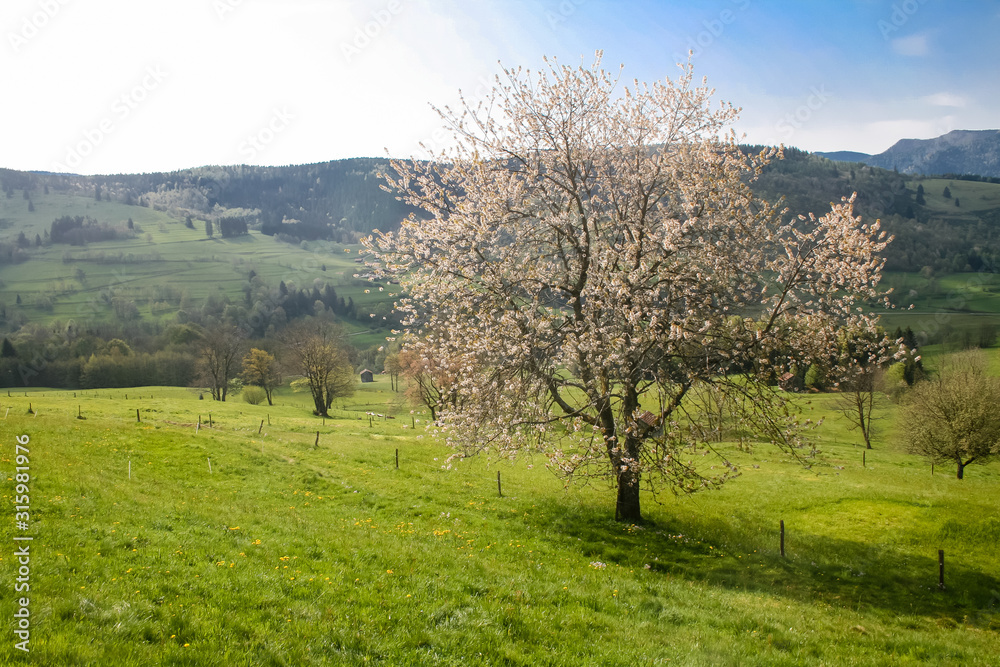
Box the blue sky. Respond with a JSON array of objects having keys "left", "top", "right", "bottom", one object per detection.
[{"left": 2, "top": 0, "right": 998, "bottom": 174}]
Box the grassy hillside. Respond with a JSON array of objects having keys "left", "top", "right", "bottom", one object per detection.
[
  {"left": 917, "top": 178, "right": 1000, "bottom": 217},
  {"left": 6, "top": 159, "right": 1000, "bottom": 353},
  {"left": 0, "top": 189, "right": 396, "bottom": 345},
  {"left": 1, "top": 377, "right": 998, "bottom": 665}
]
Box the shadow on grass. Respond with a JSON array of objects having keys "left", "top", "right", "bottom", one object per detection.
[{"left": 528, "top": 497, "right": 1000, "bottom": 624}]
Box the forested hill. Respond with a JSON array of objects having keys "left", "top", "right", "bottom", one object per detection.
[
  {"left": 750, "top": 147, "right": 1000, "bottom": 274},
  {"left": 2, "top": 159, "right": 421, "bottom": 244},
  {"left": 5, "top": 148, "right": 1000, "bottom": 274}
]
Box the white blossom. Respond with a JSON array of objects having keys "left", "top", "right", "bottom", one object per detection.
[{"left": 365, "top": 52, "right": 895, "bottom": 522}]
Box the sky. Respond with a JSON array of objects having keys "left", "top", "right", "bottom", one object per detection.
[{"left": 2, "top": 0, "right": 998, "bottom": 175}]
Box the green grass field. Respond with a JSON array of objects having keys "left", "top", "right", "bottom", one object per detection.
[
  {"left": 0, "top": 190, "right": 396, "bottom": 345},
  {"left": 1, "top": 375, "right": 998, "bottom": 665},
  {"left": 918, "top": 179, "right": 1000, "bottom": 215}
]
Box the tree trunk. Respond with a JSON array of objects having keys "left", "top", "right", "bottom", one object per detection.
[
  {"left": 616, "top": 466, "right": 641, "bottom": 523},
  {"left": 312, "top": 390, "right": 328, "bottom": 418},
  {"left": 956, "top": 460, "right": 964, "bottom": 479}
]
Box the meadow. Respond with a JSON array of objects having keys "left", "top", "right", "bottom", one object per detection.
[
  {"left": 0, "top": 189, "right": 396, "bottom": 347},
  {"left": 1, "top": 372, "right": 998, "bottom": 665}
]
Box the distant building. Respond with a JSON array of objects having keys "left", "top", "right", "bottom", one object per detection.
[
  {"left": 778, "top": 372, "right": 803, "bottom": 392},
  {"left": 360, "top": 369, "right": 374, "bottom": 383}
]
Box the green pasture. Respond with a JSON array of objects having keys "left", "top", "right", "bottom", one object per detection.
[
  {"left": 879, "top": 271, "right": 1000, "bottom": 346},
  {"left": 917, "top": 178, "right": 1000, "bottom": 215},
  {"left": 0, "top": 190, "right": 395, "bottom": 341},
  {"left": 0, "top": 374, "right": 998, "bottom": 665}
]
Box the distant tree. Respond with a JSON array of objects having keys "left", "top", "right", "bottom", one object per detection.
[
  {"left": 978, "top": 323, "right": 998, "bottom": 348},
  {"left": 15, "top": 232, "right": 28, "bottom": 248},
  {"left": 206, "top": 219, "right": 214, "bottom": 238},
  {"left": 915, "top": 183, "right": 925, "bottom": 205},
  {"left": 397, "top": 346, "right": 464, "bottom": 421},
  {"left": 281, "top": 321, "right": 355, "bottom": 417},
  {"left": 15, "top": 295, "right": 21, "bottom": 305},
  {"left": 1, "top": 338, "right": 16, "bottom": 358},
  {"left": 27, "top": 200, "right": 34, "bottom": 212},
  {"left": 955, "top": 198, "right": 960, "bottom": 207},
  {"left": 33, "top": 234, "right": 41, "bottom": 247},
  {"left": 185, "top": 216, "right": 195, "bottom": 229},
  {"left": 218, "top": 216, "right": 249, "bottom": 238},
  {"left": 111, "top": 297, "right": 139, "bottom": 321},
  {"left": 384, "top": 351, "right": 401, "bottom": 392},
  {"left": 836, "top": 363, "right": 883, "bottom": 450},
  {"left": 943, "top": 185, "right": 952, "bottom": 199},
  {"left": 43, "top": 184, "right": 49, "bottom": 195},
  {"left": 199, "top": 325, "right": 246, "bottom": 401},
  {"left": 127, "top": 218, "right": 134, "bottom": 230},
  {"left": 240, "top": 347, "right": 280, "bottom": 405},
  {"left": 899, "top": 350, "right": 1000, "bottom": 479},
  {"left": 95, "top": 184, "right": 102, "bottom": 201}
]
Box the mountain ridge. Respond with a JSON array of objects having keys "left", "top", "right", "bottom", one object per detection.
[{"left": 819, "top": 129, "right": 1000, "bottom": 178}]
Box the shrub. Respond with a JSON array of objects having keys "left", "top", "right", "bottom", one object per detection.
[{"left": 242, "top": 385, "right": 266, "bottom": 405}]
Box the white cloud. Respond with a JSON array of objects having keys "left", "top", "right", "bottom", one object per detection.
[
  {"left": 920, "top": 92, "right": 968, "bottom": 108},
  {"left": 892, "top": 33, "right": 929, "bottom": 56}
]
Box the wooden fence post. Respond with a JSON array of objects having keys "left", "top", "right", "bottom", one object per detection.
[{"left": 780, "top": 519, "right": 786, "bottom": 557}]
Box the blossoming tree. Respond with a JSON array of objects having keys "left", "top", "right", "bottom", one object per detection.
[{"left": 366, "top": 53, "right": 892, "bottom": 522}]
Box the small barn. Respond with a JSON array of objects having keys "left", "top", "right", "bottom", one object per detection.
[
  {"left": 778, "top": 372, "right": 803, "bottom": 392},
  {"left": 360, "top": 369, "right": 374, "bottom": 383}
]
